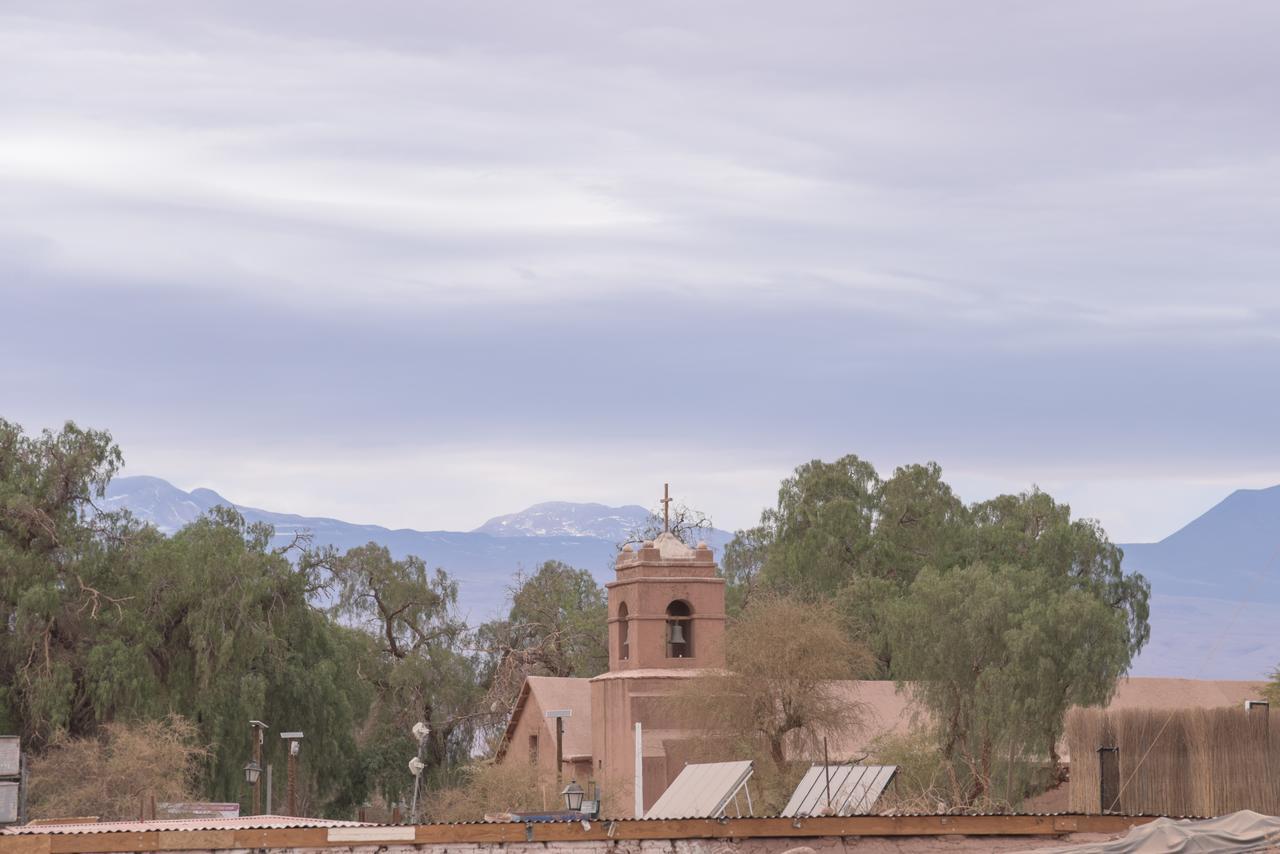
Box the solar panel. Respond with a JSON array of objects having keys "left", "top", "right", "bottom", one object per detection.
[
  {"left": 781, "top": 764, "right": 898, "bottom": 817},
  {"left": 644, "top": 760, "right": 754, "bottom": 819}
]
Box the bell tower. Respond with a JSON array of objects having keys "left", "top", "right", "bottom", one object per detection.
[
  {"left": 591, "top": 486, "right": 728, "bottom": 815},
  {"left": 606, "top": 531, "right": 726, "bottom": 671}
]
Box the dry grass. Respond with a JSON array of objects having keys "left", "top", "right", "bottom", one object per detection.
[
  {"left": 425, "top": 760, "right": 545, "bottom": 822},
  {"left": 866, "top": 726, "right": 1052, "bottom": 815},
  {"left": 1066, "top": 706, "right": 1280, "bottom": 815},
  {"left": 658, "top": 594, "right": 875, "bottom": 814},
  {"left": 27, "top": 716, "right": 210, "bottom": 821}
]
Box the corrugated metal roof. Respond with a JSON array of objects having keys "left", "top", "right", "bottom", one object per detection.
[
  {"left": 782, "top": 764, "right": 898, "bottom": 817},
  {"left": 1, "top": 815, "right": 374, "bottom": 835},
  {"left": 644, "top": 760, "right": 754, "bottom": 820}
]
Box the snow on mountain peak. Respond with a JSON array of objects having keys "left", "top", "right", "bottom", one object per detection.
[{"left": 473, "top": 501, "right": 652, "bottom": 540}]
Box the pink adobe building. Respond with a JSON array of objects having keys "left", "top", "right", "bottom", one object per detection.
[
  {"left": 496, "top": 523, "right": 1268, "bottom": 817},
  {"left": 498, "top": 530, "right": 726, "bottom": 814}
]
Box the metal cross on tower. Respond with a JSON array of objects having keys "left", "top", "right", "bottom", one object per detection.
[{"left": 660, "top": 483, "right": 672, "bottom": 533}]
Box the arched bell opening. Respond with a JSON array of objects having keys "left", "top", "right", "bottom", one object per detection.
[{"left": 665, "top": 600, "right": 693, "bottom": 659}]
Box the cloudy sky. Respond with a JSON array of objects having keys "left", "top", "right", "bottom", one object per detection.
[{"left": 3, "top": 1, "right": 1278, "bottom": 541}]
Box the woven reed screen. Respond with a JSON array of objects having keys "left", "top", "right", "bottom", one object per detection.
[{"left": 1066, "top": 705, "right": 1279, "bottom": 816}]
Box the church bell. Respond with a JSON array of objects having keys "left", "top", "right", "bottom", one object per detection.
[{"left": 668, "top": 622, "right": 686, "bottom": 644}]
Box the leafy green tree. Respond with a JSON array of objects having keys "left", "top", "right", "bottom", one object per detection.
[
  {"left": 138, "top": 510, "right": 370, "bottom": 811},
  {"left": 720, "top": 524, "right": 769, "bottom": 616},
  {"left": 0, "top": 419, "right": 371, "bottom": 815},
  {"left": 970, "top": 490, "right": 1150, "bottom": 657},
  {"left": 478, "top": 561, "right": 606, "bottom": 734},
  {"left": 0, "top": 418, "right": 127, "bottom": 740},
  {"left": 326, "top": 543, "right": 480, "bottom": 802},
  {"left": 734, "top": 454, "right": 882, "bottom": 598},
  {"left": 843, "top": 463, "right": 970, "bottom": 674},
  {"left": 734, "top": 455, "right": 1150, "bottom": 808},
  {"left": 868, "top": 462, "right": 970, "bottom": 583},
  {"left": 886, "top": 561, "right": 1136, "bottom": 806}
]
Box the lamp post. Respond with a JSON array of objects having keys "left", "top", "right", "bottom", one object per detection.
[
  {"left": 248, "top": 720, "right": 267, "bottom": 815},
  {"left": 280, "top": 732, "right": 303, "bottom": 816},
  {"left": 409, "top": 722, "right": 430, "bottom": 824},
  {"left": 243, "top": 760, "right": 262, "bottom": 798},
  {"left": 561, "top": 780, "right": 585, "bottom": 813}
]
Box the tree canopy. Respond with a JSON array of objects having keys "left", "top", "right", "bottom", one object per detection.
[
  {"left": 4, "top": 417, "right": 1153, "bottom": 817},
  {"left": 725, "top": 454, "right": 1150, "bottom": 806}
]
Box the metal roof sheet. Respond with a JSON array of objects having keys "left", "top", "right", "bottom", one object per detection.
[
  {"left": 782, "top": 764, "right": 898, "bottom": 817},
  {"left": 644, "top": 760, "right": 754, "bottom": 820},
  {"left": 1, "top": 815, "right": 374, "bottom": 835}
]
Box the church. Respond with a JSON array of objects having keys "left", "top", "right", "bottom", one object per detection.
[
  {"left": 495, "top": 502, "right": 1268, "bottom": 817},
  {"left": 496, "top": 528, "right": 725, "bottom": 815}
]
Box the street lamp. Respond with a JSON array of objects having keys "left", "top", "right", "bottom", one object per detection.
[
  {"left": 409, "top": 722, "right": 430, "bottom": 824},
  {"left": 243, "top": 760, "right": 262, "bottom": 786},
  {"left": 561, "top": 780, "right": 585, "bottom": 812}
]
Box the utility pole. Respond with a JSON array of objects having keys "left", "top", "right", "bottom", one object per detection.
[
  {"left": 280, "top": 732, "right": 303, "bottom": 816},
  {"left": 634, "top": 722, "right": 643, "bottom": 818},
  {"left": 249, "top": 721, "right": 267, "bottom": 816},
  {"left": 545, "top": 710, "right": 571, "bottom": 788}
]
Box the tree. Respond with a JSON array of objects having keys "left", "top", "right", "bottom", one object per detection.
[
  {"left": 673, "top": 594, "right": 874, "bottom": 810},
  {"left": 326, "top": 543, "right": 481, "bottom": 803},
  {"left": 886, "top": 561, "right": 1135, "bottom": 806},
  {"left": 0, "top": 418, "right": 128, "bottom": 741},
  {"left": 731, "top": 455, "right": 882, "bottom": 599},
  {"left": 621, "top": 499, "right": 715, "bottom": 549},
  {"left": 731, "top": 456, "right": 1151, "bottom": 809},
  {"left": 842, "top": 463, "right": 970, "bottom": 675},
  {"left": 27, "top": 716, "right": 208, "bottom": 821},
  {"left": 720, "top": 524, "right": 769, "bottom": 616},
  {"left": 0, "top": 419, "right": 371, "bottom": 816},
  {"left": 478, "top": 561, "right": 607, "bottom": 730},
  {"left": 140, "top": 509, "right": 369, "bottom": 812},
  {"left": 970, "top": 489, "right": 1150, "bottom": 659}
]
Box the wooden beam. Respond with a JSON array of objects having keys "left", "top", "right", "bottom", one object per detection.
[{"left": 0, "top": 813, "right": 1159, "bottom": 854}]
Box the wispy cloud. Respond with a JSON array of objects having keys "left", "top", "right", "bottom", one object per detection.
[{"left": 2, "top": 1, "right": 1278, "bottom": 541}]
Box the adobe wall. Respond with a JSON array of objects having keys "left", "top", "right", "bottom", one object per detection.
[
  {"left": 589, "top": 672, "right": 704, "bottom": 816},
  {"left": 504, "top": 686, "right": 592, "bottom": 790},
  {"left": 136, "top": 833, "right": 1121, "bottom": 854}
]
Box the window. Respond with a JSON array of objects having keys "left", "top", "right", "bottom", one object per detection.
[
  {"left": 529, "top": 734, "right": 538, "bottom": 765},
  {"left": 665, "top": 600, "right": 693, "bottom": 658},
  {"left": 618, "top": 602, "right": 630, "bottom": 660}
]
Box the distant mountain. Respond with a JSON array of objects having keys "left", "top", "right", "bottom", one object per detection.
[
  {"left": 99, "top": 476, "right": 1280, "bottom": 679},
  {"left": 100, "top": 476, "right": 733, "bottom": 620},
  {"left": 474, "top": 501, "right": 652, "bottom": 540},
  {"left": 1120, "top": 485, "right": 1280, "bottom": 603},
  {"left": 98, "top": 475, "right": 233, "bottom": 533},
  {"left": 1120, "top": 485, "right": 1280, "bottom": 680}
]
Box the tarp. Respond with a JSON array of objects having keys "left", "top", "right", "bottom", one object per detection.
[
  {"left": 1022, "top": 810, "right": 1280, "bottom": 853},
  {"left": 644, "top": 761, "right": 754, "bottom": 819},
  {"left": 781, "top": 765, "right": 898, "bottom": 816}
]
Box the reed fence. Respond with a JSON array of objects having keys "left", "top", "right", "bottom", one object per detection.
[{"left": 1066, "top": 704, "right": 1279, "bottom": 816}]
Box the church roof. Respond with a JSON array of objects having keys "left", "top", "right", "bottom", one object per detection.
[
  {"left": 496, "top": 676, "right": 592, "bottom": 761},
  {"left": 497, "top": 674, "right": 1265, "bottom": 766},
  {"left": 820, "top": 677, "right": 1268, "bottom": 761}
]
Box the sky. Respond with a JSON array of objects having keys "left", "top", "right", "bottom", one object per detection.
[{"left": 3, "top": 1, "right": 1279, "bottom": 541}]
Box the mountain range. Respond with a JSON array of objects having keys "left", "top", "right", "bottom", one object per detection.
[
  {"left": 99, "top": 476, "right": 1280, "bottom": 680},
  {"left": 1115, "top": 484, "right": 1280, "bottom": 683},
  {"left": 1118, "top": 484, "right": 1280, "bottom": 603},
  {"left": 98, "top": 476, "right": 734, "bottom": 620}
]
